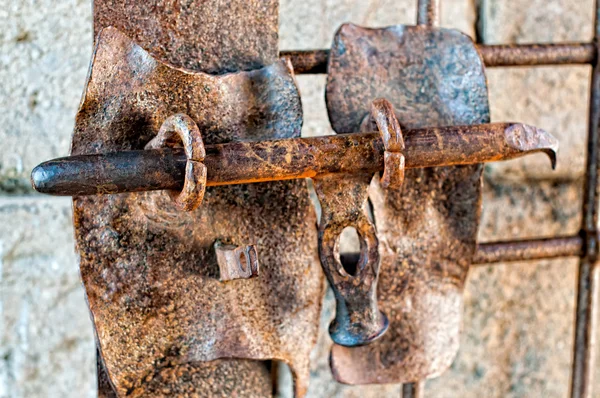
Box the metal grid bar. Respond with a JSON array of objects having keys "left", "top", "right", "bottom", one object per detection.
[
  {"left": 479, "top": 43, "right": 595, "bottom": 67},
  {"left": 402, "top": 3, "right": 441, "bottom": 395},
  {"left": 473, "top": 235, "right": 583, "bottom": 265},
  {"left": 571, "top": 2, "right": 600, "bottom": 397},
  {"left": 341, "top": 236, "right": 582, "bottom": 268},
  {"left": 281, "top": 43, "right": 596, "bottom": 74},
  {"left": 402, "top": 381, "right": 425, "bottom": 398},
  {"left": 417, "top": 0, "right": 439, "bottom": 27}
]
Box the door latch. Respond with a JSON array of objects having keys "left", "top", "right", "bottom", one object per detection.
[{"left": 31, "top": 10, "right": 559, "bottom": 397}]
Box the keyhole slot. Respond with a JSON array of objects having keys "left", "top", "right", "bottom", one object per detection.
[{"left": 337, "top": 226, "right": 362, "bottom": 276}]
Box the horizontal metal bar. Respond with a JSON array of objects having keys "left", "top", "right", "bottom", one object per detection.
[
  {"left": 473, "top": 235, "right": 583, "bottom": 265},
  {"left": 31, "top": 123, "right": 556, "bottom": 196},
  {"left": 280, "top": 43, "right": 595, "bottom": 74},
  {"left": 479, "top": 43, "right": 596, "bottom": 67},
  {"left": 281, "top": 50, "right": 328, "bottom": 74},
  {"left": 341, "top": 235, "right": 583, "bottom": 267}
]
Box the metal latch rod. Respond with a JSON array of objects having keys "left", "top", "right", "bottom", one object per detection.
[{"left": 31, "top": 122, "right": 557, "bottom": 197}]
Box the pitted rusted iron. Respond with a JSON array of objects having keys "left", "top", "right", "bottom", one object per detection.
[
  {"left": 325, "top": 23, "right": 490, "bottom": 385},
  {"left": 215, "top": 241, "right": 260, "bottom": 282},
  {"left": 93, "top": 0, "right": 278, "bottom": 75},
  {"left": 95, "top": 325, "right": 272, "bottom": 398},
  {"left": 72, "top": 19, "right": 322, "bottom": 398},
  {"left": 128, "top": 360, "right": 273, "bottom": 397},
  {"left": 311, "top": 97, "right": 412, "bottom": 348},
  {"left": 313, "top": 173, "right": 389, "bottom": 347},
  {"left": 146, "top": 114, "right": 207, "bottom": 211},
  {"left": 361, "top": 98, "right": 406, "bottom": 190}
]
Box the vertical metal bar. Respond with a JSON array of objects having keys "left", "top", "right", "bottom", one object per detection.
[
  {"left": 402, "top": 381, "right": 425, "bottom": 398},
  {"left": 402, "top": 2, "right": 439, "bottom": 396},
  {"left": 571, "top": 2, "right": 600, "bottom": 397},
  {"left": 572, "top": 256, "right": 600, "bottom": 398},
  {"left": 416, "top": 0, "right": 439, "bottom": 26}
]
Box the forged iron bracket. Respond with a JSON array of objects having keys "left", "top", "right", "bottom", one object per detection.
[
  {"left": 312, "top": 98, "right": 409, "bottom": 347},
  {"left": 324, "top": 23, "right": 490, "bottom": 385},
  {"left": 145, "top": 114, "right": 208, "bottom": 211},
  {"left": 214, "top": 240, "right": 260, "bottom": 282},
  {"left": 313, "top": 172, "right": 389, "bottom": 347},
  {"left": 78, "top": 2, "right": 323, "bottom": 396}
]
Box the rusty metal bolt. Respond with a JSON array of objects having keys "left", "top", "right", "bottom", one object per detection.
[
  {"left": 362, "top": 98, "right": 406, "bottom": 190},
  {"left": 215, "top": 241, "right": 260, "bottom": 282},
  {"left": 314, "top": 174, "right": 389, "bottom": 347},
  {"left": 146, "top": 114, "right": 207, "bottom": 211}
]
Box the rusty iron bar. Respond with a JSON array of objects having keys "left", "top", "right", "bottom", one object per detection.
[
  {"left": 571, "top": 2, "right": 600, "bottom": 397},
  {"left": 473, "top": 235, "right": 583, "bottom": 265},
  {"left": 479, "top": 43, "right": 596, "bottom": 67},
  {"left": 31, "top": 123, "right": 557, "bottom": 197},
  {"left": 280, "top": 50, "right": 328, "bottom": 74},
  {"left": 416, "top": 0, "right": 439, "bottom": 27},
  {"left": 402, "top": 381, "right": 425, "bottom": 398},
  {"left": 339, "top": 235, "right": 582, "bottom": 267},
  {"left": 280, "top": 49, "right": 329, "bottom": 74},
  {"left": 280, "top": 43, "right": 595, "bottom": 74}
]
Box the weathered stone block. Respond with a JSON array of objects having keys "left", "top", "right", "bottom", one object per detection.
[
  {"left": 428, "top": 178, "right": 582, "bottom": 397},
  {"left": 0, "top": 0, "right": 92, "bottom": 194},
  {"left": 0, "top": 197, "right": 95, "bottom": 398}
]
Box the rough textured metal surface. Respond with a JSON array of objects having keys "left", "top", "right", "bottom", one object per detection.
[
  {"left": 93, "top": 0, "right": 278, "bottom": 75},
  {"left": 72, "top": 28, "right": 302, "bottom": 153},
  {"left": 127, "top": 360, "right": 273, "bottom": 397},
  {"left": 95, "top": 332, "right": 273, "bottom": 398},
  {"left": 145, "top": 114, "right": 208, "bottom": 211},
  {"left": 362, "top": 98, "right": 406, "bottom": 190},
  {"left": 326, "top": 24, "right": 490, "bottom": 384},
  {"left": 72, "top": 14, "right": 322, "bottom": 398},
  {"left": 313, "top": 173, "right": 389, "bottom": 347}
]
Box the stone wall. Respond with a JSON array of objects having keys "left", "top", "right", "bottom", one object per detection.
[{"left": 0, "top": 0, "right": 595, "bottom": 397}]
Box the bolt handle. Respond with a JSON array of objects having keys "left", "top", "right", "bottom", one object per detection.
[{"left": 314, "top": 174, "right": 389, "bottom": 347}]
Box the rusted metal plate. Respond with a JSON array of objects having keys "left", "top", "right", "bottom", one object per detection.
[
  {"left": 93, "top": 0, "right": 278, "bottom": 75},
  {"left": 325, "top": 24, "right": 490, "bottom": 384},
  {"left": 98, "top": 344, "right": 272, "bottom": 397},
  {"left": 127, "top": 360, "right": 273, "bottom": 397},
  {"left": 72, "top": 25, "right": 322, "bottom": 398}
]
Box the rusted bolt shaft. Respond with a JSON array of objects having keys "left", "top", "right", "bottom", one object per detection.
[
  {"left": 417, "top": 0, "right": 440, "bottom": 27},
  {"left": 31, "top": 123, "right": 557, "bottom": 197}
]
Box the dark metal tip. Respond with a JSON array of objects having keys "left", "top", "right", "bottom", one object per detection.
[{"left": 31, "top": 163, "right": 50, "bottom": 193}]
